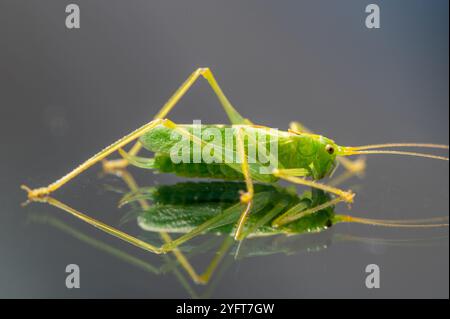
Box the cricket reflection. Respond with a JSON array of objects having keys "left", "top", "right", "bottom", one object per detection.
[{"left": 28, "top": 167, "right": 448, "bottom": 296}]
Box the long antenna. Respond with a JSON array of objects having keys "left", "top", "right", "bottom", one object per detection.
[
  {"left": 353, "top": 143, "right": 449, "bottom": 151},
  {"left": 350, "top": 150, "right": 448, "bottom": 161}
]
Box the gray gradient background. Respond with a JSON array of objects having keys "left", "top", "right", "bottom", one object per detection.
[{"left": 0, "top": 1, "right": 448, "bottom": 298}]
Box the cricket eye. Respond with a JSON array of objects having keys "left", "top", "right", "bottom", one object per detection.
[{"left": 325, "top": 144, "right": 335, "bottom": 155}]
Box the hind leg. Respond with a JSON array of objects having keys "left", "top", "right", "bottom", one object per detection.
[
  {"left": 22, "top": 118, "right": 171, "bottom": 199},
  {"left": 103, "top": 67, "right": 252, "bottom": 171}
]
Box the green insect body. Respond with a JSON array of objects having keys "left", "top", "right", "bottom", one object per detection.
[
  {"left": 124, "top": 181, "right": 336, "bottom": 237},
  {"left": 135, "top": 124, "right": 338, "bottom": 182}
]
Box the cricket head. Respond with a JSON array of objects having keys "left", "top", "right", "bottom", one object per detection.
[
  {"left": 304, "top": 135, "right": 339, "bottom": 180},
  {"left": 292, "top": 129, "right": 447, "bottom": 180}
]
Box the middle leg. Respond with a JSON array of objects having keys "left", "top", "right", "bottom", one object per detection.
[{"left": 233, "top": 127, "right": 255, "bottom": 241}]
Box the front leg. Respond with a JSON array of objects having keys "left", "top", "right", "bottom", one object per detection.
[{"left": 273, "top": 168, "right": 355, "bottom": 203}]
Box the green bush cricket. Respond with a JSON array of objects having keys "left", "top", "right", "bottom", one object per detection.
[{"left": 22, "top": 68, "right": 449, "bottom": 242}]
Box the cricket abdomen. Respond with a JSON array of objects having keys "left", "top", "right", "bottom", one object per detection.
[
  {"left": 152, "top": 154, "right": 245, "bottom": 180},
  {"left": 138, "top": 124, "right": 293, "bottom": 182}
]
